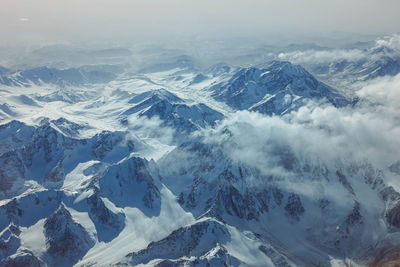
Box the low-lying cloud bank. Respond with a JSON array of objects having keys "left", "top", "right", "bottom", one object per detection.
[
  {"left": 278, "top": 49, "right": 365, "bottom": 65},
  {"left": 376, "top": 34, "right": 400, "bottom": 51},
  {"left": 277, "top": 34, "right": 400, "bottom": 66},
  {"left": 199, "top": 73, "right": 400, "bottom": 188}
]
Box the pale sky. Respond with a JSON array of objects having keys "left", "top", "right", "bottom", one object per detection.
[{"left": 1, "top": 0, "right": 400, "bottom": 45}]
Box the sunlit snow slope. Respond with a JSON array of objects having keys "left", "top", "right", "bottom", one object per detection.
[{"left": 1, "top": 38, "right": 400, "bottom": 266}]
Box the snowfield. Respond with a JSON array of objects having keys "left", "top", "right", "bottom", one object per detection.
[{"left": 1, "top": 36, "right": 400, "bottom": 266}]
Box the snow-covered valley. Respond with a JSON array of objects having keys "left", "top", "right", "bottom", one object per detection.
[{"left": 1, "top": 35, "right": 400, "bottom": 266}]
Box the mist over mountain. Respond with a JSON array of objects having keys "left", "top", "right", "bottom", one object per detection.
[
  {"left": 1, "top": 0, "right": 400, "bottom": 265},
  {"left": 1, "top": 33, "right": 400, "bottom": 266}
]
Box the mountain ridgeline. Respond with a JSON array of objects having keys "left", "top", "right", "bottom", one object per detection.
[{"left": 1, "top": 40, "right": 400, "bottom": 267}]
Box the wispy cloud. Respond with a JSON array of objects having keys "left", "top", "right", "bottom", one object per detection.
[
  {"left": 277, "top": 49, "right": 365, "bottom": 65},
  {"left": 375, "top": 34, "right": 400, "bottom": 51},
  {"left": 197, "top": 73, "right": 400, "bottom": 192}
]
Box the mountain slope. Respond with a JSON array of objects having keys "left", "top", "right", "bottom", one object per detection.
[
  {"left": 0, "top": 53, "right": 399, "bottom": 266},
  {"left": 0, "top": 65, "right": 123, "bottom": 87},
  {"left": 210, "top": 61, "right": 350, "bottom": 115},
  {"left": 121, "top": 89, "right": 224, "bottom": 133}
]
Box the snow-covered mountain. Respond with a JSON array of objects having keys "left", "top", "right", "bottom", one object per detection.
[
  {"left": 277, "top": 37, "right": 400, "bottom": 90},
  {"left": 121, "top": 89, "right": 224, "bottom": 134},
  {"left": 157, "top": 138, "right": 397, "bottom": 265},
  {"left": 0, "top": 65, "right": 124, "bottom": 87},
  {"left": 1, "top": 41, "right": 400, "bottom": 266},
  {"left": 310, "top": 45, "right": 400, "bottom": 85},
  {"left": 210, "top": 61, "right": 351, "bottom": 115}
]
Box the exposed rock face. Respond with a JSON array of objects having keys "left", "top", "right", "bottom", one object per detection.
[
  {"left": 0, "top": 190, "right": 61, "bottom": 231},
  {"left": 125, "top": 220, "right": 233, "bottom": 266},
  {"left": 0, "top": 119, "right": 85, "bottom": 199},
  {"left": 158, "top": 134, "right": 392, "bottom": 265},
  {"left": 85, "top": 192, "right": 125, "bottom": 242},
  {"left": 43, "top": 158, "right": 65, "bottom": 186},
  {"left": 50, "top": 117, "right": 86, "bottom": 138},
  {"left": 90, "top": 130, "right": 135, "bottom": 162},
  {"left": 99, "top": 156, "right": 161, "bottom": 211},
  {"left": 92, "top": 131, "right": 124, "bottom": 160},
  {"left": 0, "top": 50, "right": 399, "bottom": 266},
  {"left": 44, "top": 204, "right": 95, "bottom": 265},
  {"left": 284, "top": 193, "right": 305, "bottom": 221},
  {"left": 0, "top": 119, "right": 138, "bottom": 200},
  {"left": 0, "top": 151, "right": 25, "bottom": 195},
  {"left": 0, "top": 120, "right": 35, "bottom": 154},
  {"left": 154, "top": 244, "right": 242, "bottom": 267},
  {"left": 1, "top": 250, "right": 45, "bottom": 267},
  {"left": 211, "top": 61, "right": 350, "bottom": 115},
  {"left": 161, "top": 142, "right": 308, "bottom": 224},
  {"left": 0, "top": 224, "right": 21, "bottom": 260},
  {"left": 122, "top": 89, "right": 223, "bottom": 133},
  {"left": 380, "top": 186, "right": 400, "bottom": 228},
  {"left": 259, "top": 245, "right": 295, "bottom": 267},
  {"left": 304, "top": 44, "right": 400, "bottom": 86}
]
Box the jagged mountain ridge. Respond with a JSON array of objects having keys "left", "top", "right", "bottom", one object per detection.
[
  {"left": 0, "top": 65, "right": 124, "bottom": 87},
  {"left": 210, "top": 61, "right": 352, "bottom": 115},
  {"left": 289, "top": 42, "right": 400, "bottom": 89},
  {"left": 121, "top": 89, "right": 224, "bottom": 133},
  {"left": 157, "top": 139, "right": 396, "bottom": 265},
  {"left": 0, "top": 54, "right": 399, "bottom": 266}
]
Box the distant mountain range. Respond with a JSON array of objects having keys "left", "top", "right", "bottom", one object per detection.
[
  {"left": 0, "top": 65, "right": 124, "bottom": 87},
  {"left": 0, "top": 42, "right": 400, "bottom": 266}
]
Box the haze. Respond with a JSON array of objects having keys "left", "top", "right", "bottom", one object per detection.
[{"left": 1, "top": 0, "right": 400, "bottom": 45}]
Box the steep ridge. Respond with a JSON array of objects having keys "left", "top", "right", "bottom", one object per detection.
[
  {"left": 121, "top": 89, "right": 224, "bottom": 133},
  {"left": 210, "top": 61, "right": 350, "bottom": 115},
  {"left": 297, "top": 42, "right": 400, "bottom": 87},
  {"left": 0, "top": 54, "right": 399, "bottom": 266},
  {"left": 0, "top": 65, "right": 123, "bottom": 87},
  {"left": 158, "top": 139, "right": 396, "bottom": 265},
  {"left": 0, "top": 118, "right": 140, "bottom": 200},
  {"left": 120, "top": 218, "right": 287, "bottom": 267},
  {"left": 0, "top": 118, "right": 170, "bottom": 266}
]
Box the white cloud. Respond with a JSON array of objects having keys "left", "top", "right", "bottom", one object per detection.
[
  {"left": 277, "top": 49, "right": 366, "bottom": 65},
  {"left": 375, "top": 34, "right": 400, "bottom": 51},
  {"left": 127, "top": 115, "right": 176, "bottom": 146},
  {"left": 199, "top": 73, "right": 400, "bottom": 189},
  {"left": 277, "top": 34, "right": 400, "bottom": 66}
]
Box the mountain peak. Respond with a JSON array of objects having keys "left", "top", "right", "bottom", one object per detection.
[{"left": 211, "top": 60, "right": 349, "bottom": 113}]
